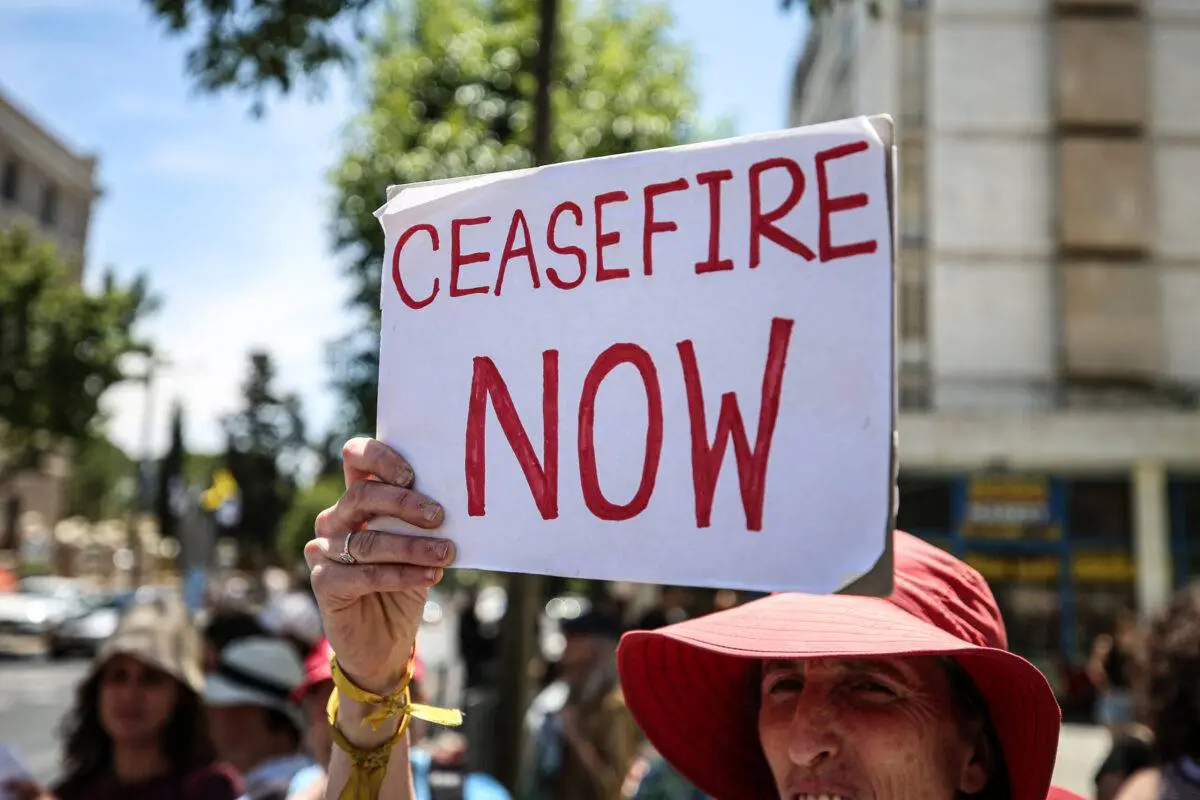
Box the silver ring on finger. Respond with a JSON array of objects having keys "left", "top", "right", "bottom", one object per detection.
[{"left": 339, "top": 530, "right": 359, "bottom": 565}]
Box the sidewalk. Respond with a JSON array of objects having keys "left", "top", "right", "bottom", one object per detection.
[{"left": 1053, "top": 724, "right": 1111, "bottom": 798}]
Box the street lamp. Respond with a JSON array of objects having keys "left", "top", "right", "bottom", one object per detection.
[{"left": 122, "top": 352, "right": 171, "bottom": 587}]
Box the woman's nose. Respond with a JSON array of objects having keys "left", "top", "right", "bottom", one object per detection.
[{"left": 786, "top": 688, "right": 842, "bottom": 769}]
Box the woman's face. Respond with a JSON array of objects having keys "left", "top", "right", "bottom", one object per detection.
[
  {"left": 98, "top": 654, "right": 181, "bottom": 747},
  {"left": 757, "top": 656, "right": 990, "bottom": 800}
]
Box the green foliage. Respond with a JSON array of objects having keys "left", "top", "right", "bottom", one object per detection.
[
  {"left": 0, "top": 224, "right": 155, "bottom": 489},
  {"left": 142, "top": 0, "right": 377, "bottom": 113},
  {"left": 220, "top": 351, "right": 307, "bottom": 554},
  {"left": 781, "top": 0, "right": 881, "bottom": 19},
  {"left": 184, "top": 451, "right": 221, "bottom": 488},
  {"left": 276, "top": 477, "right": 344, "bottom": 565},
  {"left": 155, "top": 402, "right": 187, "bottom": 538},
  {"left": 65, "top": 433, "right": 136, "bottom": 520},
  {"left": 328, "top": 0, "right": 698, "bottom": 433}
]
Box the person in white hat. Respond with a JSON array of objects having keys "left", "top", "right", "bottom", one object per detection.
[
  {"left": 3, "top": 597, "right": 242, "bottom": 800},
  {"left": 204, "top": 636, "right": 314, "bottom": 800}
]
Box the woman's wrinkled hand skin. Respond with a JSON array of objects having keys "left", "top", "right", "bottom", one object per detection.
[{"left": 305, "top": 438, "right": 457, "bottom": 694}]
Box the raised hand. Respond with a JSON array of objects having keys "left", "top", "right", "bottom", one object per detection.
[{"left": 306, "top": 437, "right": 456, "bottom": 695}]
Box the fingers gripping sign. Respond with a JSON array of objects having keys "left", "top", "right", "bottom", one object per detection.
[{"left": 307, "top": 438, "right": 456, "bottom": 696}]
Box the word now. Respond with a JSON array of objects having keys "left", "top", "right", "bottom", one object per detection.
[
  {"left": 465, "top": 317, "right": 794, "bottom": 531},
  {"left": 392, "top": 140, "right": 878, "bottom": 310}
]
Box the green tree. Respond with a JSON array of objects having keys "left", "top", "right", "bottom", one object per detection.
[
  {"left": 276, "top": 477, "right": 344, "bottom": 566},
  {"left": 328, "top": 0, "right": 697, "bottom": 432},
  {"left": 143, "top": 0, "right": 377, "bottom": 111},
  {"left": 220, "top": 351, "right": 307, "bottom": 560},
  {"left": 65, "top": 432, "right": 136, "bottom": 520},
  {"left": 0, "top": 224, "right": 155, "bottom": 494},
  {"left": 185, "top": 451, "right": 221, "bottom": 488},
  {"left": 781, "top": 0, "right": 880, "bottom": 17},
  {"left": 154, "top": 401, "right": 187, "bottom": 539}
]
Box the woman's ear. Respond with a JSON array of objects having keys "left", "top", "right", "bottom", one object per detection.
[{"left": 957, "top": 724, "right": 992, "bottom": 796}]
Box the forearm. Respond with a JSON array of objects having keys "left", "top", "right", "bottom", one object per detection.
[{"left": 325, "top": 694, "right": 416, "bottom": 800}]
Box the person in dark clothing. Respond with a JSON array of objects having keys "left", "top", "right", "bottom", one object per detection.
[
  {"left": 457, "top": 592, "right": 497, "bottom": 690},
  {"left": 531, "top": 610, "right": 642, "bottom": 800},
  {"left": 202, "top": 607, "right": 269, "bottom": 674},
  {"left": 3, "top": 599, "right": 241, "bottom": 800},
  {"left": 1095, "top": 732, "right": 1154, "bottom": 800}
]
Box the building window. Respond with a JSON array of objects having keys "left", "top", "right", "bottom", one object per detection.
[
  {"left": 899, "top": 23, "right": 927, "bottom": 128},
  {"left": 902, "top": 0, "right": 927, "bottom": 10},
  {"left": 1174, "top": 479, "right": 1200, "bottom": 586},
  {"left": 40, "top": 183, "right": 59, "bottom": 227},
  {"left": 900, "top": 274, "right": 927, "bottom": 343},
  {"left": 897, "top": 476, "right": 954, "bottom": 537},
  {"left": 900, "top": 143, "right": 926, "bottom": 245},
  {"left": 1, "top": 158, "right": 19, "bottom": 203},
  {"left": 899, "top": 367, "right": 931, "bottom": 410},
  {"left": 1066, "top": 478, "right": 1133, "bottom": 544}
]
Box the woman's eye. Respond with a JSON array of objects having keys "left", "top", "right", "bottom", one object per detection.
[
  {"left": 766, "top": 676, "right": 804, "bottom": 694},
  {"left": 854, "top": 680, "right": 897, "bottom": 697}
]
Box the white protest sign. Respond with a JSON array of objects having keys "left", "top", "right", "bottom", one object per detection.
[{"left": 375, "top": 115, "right": 896, "bottom": 594}]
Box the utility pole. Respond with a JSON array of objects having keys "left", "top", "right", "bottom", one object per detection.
[
  {"left": 127, "top": 355, "right": 164, "bottom": 587},
  {"left": 492, "top": 0, "right": 559, "bottom": 791}
]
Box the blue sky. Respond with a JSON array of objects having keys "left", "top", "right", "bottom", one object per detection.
[{"left": 0, "top": 0, "right": 806, "bottom": 459}]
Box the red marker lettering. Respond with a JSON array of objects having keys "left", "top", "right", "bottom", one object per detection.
[
  {"left": 594, "top": 190, "right": 631, "bottom": 282},
  {"left": 450, "top": 216, "right": 493, "bottom": 297},
  {"left": 677, "top": 317, "right": 794, "bottom": 531},
  {"left": 694, "top": 169, "right": 734, "bottom": 274},
  {"left": 748, "top": 158, "right": 815, "bottom": 267},
  {"left": 815, "top": 140, "right": 879, "bottom": 262},
  {"left": 577, "top": 344, "right": 664, "bottom": 521},
  {"left": 546, "top": 202, "right": 587, "bottom": 290},
  {"left": 494, "top": 209, "right": 541, "bottom": 297},
  {"left": 642, "top": 178, "right": 689, "bottom": 277},
  {"left": 465, "top": 350, "right": 559, "bottom": 520},
  {"left": 391, "top": 223, "right": 440, "bottom": 310}
]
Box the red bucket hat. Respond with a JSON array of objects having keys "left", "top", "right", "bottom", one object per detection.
[
  {"left": 292, "top": 637, "right": 334, "bottom": 701},
  {"left": 292, "top": 637, "right": 428, "bottom": 701},
  {"left": 617, "top": 531, "right": 1061, "bottom": 800}
]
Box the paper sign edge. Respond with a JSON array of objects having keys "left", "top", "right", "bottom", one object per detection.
[
  {"left": 834, "top": 113, "right": 896, "bottom": 598},
  {"left": 376, "top": 115, "right": 883, "bottom": 217}
]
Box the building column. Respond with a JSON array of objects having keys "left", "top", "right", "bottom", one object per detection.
[{"left": 1133, "top": 461, "right": 1171, "bottom": 617}]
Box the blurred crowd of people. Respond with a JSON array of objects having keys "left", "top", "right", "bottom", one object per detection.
[
  {"left": 1086, "top": 584, "right": 1200, "bottom": 800},
  {"left": 3, "top": 569, "right": 1199, "bottom": 800},
  {"left": 0, "top": 587, "right": 509, "bottom": 800}
]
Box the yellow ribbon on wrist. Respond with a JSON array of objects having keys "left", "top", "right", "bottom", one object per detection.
[{"left": 326, "top": 651, "right": 464, "bottom": 800}]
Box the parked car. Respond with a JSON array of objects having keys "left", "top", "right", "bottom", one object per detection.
[
  {"left": 49, "top": 585, "right": 182, "bottom": 658},
  {"left": 49, "top": 593, "right": 122, "bottom": 658},
  {"left": 0, "top": 577, "right": 89, "bottom": 637}
]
